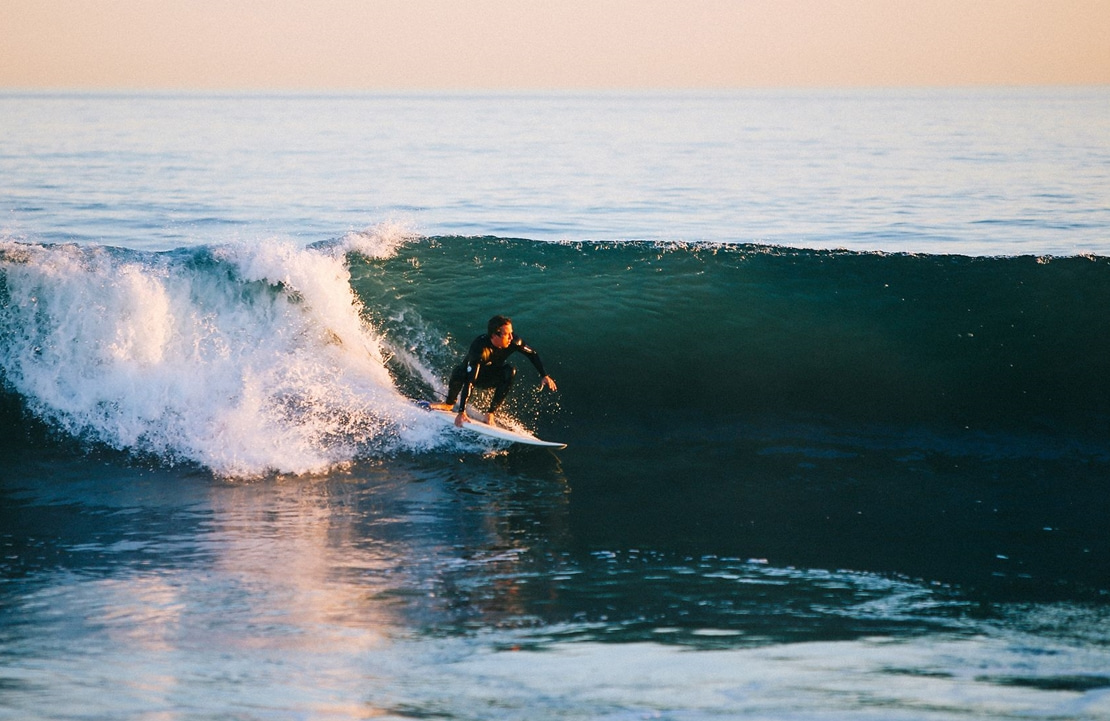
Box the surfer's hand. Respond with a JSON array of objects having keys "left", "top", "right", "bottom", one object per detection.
[
  {"left": 454, "top": 411, "right": 468, "bottom": 427},
  {"left": 540, "top": 375, "right": 557, "bottom": 392}
]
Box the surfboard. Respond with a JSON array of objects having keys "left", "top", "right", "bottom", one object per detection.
[{"left": 416, "top": 401, "right": 567, "bottom": 449}]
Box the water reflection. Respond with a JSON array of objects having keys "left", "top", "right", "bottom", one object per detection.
[
  {"left": 2, "top": 448, "right": 1109, "bottom": 719},
  {"left": 0, "top": 449, "right": 573, "bottom": 716}
]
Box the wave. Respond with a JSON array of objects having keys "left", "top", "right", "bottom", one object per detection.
[{"left": 3, "top": 231, "right": 1109, "bottom": 475}]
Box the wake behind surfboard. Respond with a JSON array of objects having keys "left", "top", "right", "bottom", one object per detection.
[{"left": 415, "top": 401, "right": 567, "bottom": 449}]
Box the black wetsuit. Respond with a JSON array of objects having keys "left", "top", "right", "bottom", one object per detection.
[{"left": 446, "top": 334, "right": 548, "bottom": 414}]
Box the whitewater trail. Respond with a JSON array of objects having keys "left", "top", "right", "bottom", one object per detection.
[{"left": 0, "top": 226, "right": 454, "bottom": 477}]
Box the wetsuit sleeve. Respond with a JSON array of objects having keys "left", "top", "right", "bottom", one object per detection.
[{"left": 514, "top": 338, "right": 548, "bottom": 377}]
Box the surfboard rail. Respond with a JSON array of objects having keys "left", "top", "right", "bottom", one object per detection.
[{"left": 415, "top": 401, "right": 566, "bottom": 449}]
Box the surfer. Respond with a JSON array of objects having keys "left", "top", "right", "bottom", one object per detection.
[{"left": 442, "top": 315, "right": 557, "bottom": 428}]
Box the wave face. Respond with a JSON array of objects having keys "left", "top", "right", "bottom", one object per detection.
[
  {"left": 349, "top": 236, "right": 1110, "bottom": 596},
  {"left": 355, "top": 236, "right": 1110, "bottom": 448},
  {"left": 0, "top": 232, "right": 449, "bottom": 476},
  {"left": 3, "top": 234, "right": 1109, "bottom": 477}
]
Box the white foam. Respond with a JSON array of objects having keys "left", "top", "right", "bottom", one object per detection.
[
  {"left": 0, "top": 237, "right": 450, "bottom": 477},
  {"left": 335, "top": 219, "right": 420, "bottom": 260}
]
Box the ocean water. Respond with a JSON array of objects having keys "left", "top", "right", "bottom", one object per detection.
[{"left": 2, "top": 89, "right": 1110, "bottom": 719}]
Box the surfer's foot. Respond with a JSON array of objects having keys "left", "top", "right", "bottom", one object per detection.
[{"left": 485, "top": 412, "right": 498, "bottom": 428}]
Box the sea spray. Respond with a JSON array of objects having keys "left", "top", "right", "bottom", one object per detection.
[{"left": 0, "top": 233, "right": 449, "bottom": 476}]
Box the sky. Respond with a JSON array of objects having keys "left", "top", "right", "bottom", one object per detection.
[{"left": 2, "top": 0, "right": 1108, "bottom": 90}]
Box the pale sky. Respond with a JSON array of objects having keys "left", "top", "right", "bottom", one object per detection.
[{"left": 2, "top": 0, "right": 1108, "bottom": 89}]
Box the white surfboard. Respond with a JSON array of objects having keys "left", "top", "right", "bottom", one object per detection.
[{"left": 416, "top": 401, "right": 566, "bottom": 449}]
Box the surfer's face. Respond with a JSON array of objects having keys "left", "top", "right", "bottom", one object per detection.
[{"left": 491, "top": 323, "right": 513, "bottom": 349}]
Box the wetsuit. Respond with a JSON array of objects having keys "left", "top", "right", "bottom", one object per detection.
[{"left": 446, "top": 334, "right": 548, "bottom": 414}]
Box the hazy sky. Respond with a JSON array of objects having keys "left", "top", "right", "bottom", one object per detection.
[{"left": 2, "top": 0, "right": 1108, "bottom": 89}]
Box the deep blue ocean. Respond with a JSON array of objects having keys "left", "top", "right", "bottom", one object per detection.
[{"left": 2, "top": 89, "right": 1109, "bottom": 719}]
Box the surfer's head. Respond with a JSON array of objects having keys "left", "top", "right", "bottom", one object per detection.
[
  {"left": 488, "top": 315, "right": 513, "bottom": 348},
  {"left": 488, "top": 315, "right": 512, "bottom": 336}
]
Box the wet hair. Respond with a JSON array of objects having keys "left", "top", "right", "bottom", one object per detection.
[{"left": 487, "top": 315, "right": 512, "bottom": 336}]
